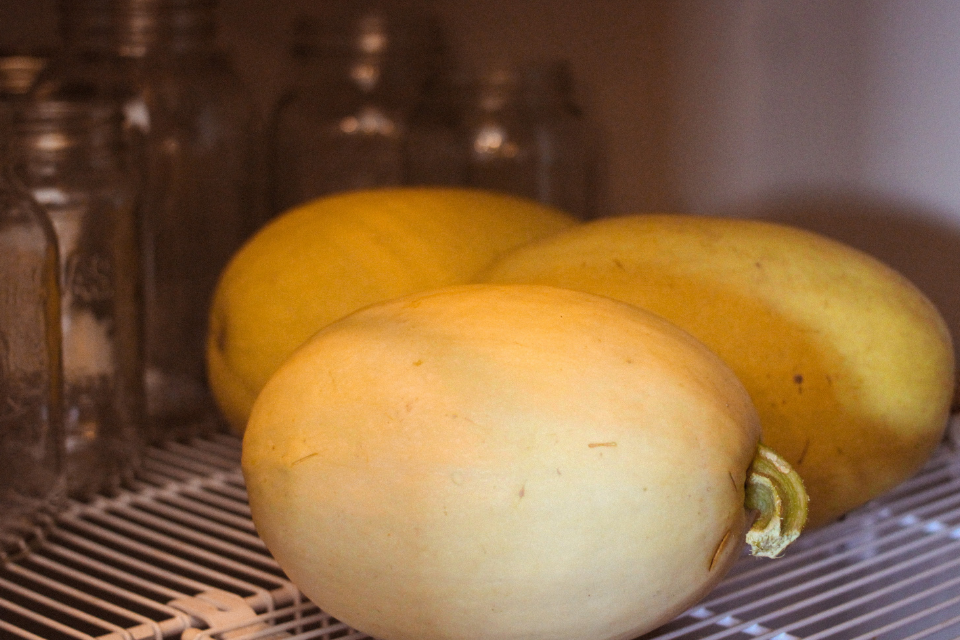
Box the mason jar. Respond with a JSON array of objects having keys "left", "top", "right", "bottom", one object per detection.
[
  {"left": 34, "top": 0, "right": 264, "bottom": 440},
  {"left": 12, "top": 99, "right": 143, "bottom": 500}
]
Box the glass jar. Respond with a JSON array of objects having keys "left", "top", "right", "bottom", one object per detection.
[
  {"left": 269, "top": 0, "right": 443, "bottom": 213},
  {"left": 12, "top": 99, "right": 143, "bottom": 501},
  {"left": 523, "top": 59, "right": 599, "bottom": 219},
  {"left": 135, "top": 0, "right": 265, "bottom": 439},
  {"left": 460, "top": 63, "right": 539, "bottom": 200},
  {"left": 0, "top": 161, "right": 65, "bottom": 561},
  {"left": 34, "top": 0, "right": 264, "bottom": 440}
]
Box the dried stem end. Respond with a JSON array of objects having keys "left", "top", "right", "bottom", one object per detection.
[{"left": 745, "top": 443, "right": 809, "bottom": 558}]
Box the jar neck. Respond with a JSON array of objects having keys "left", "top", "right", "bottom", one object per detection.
[
  {"left": 13, "top": 100, "right": 126, "bottom": 174},
  {"left": 0, "top": 54, "right": 50, "bottom": 98},
  {"left": 59, "top": 0, "right": 219, "bottom": 59}
]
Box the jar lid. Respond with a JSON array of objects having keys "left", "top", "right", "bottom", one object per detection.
[{"left": 13, "top": 99, "right": 122, "bottom": 154}]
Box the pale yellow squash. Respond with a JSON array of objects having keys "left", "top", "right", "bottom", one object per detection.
[
  {"left": 480, "top": 214, "right": 956, "bottom": 528},
  {"left": 206, "top": 188, "right": 576, "bottom": 433},
  {"left": 243, "top": 284, "right": 786, "bottom": 640}
]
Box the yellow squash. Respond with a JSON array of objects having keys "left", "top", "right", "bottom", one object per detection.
[
  {"left": 243, "top": 284, "right": 805, "bottom": 640},
  {"left": 206, "top": 188, "right": 576, "bottom": 433},
  {"left": 480, "top": 214, "right": 956, "bottom": 528}
]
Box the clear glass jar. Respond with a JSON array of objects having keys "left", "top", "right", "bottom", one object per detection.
[
  {"left": 12, "top": 99, "right": 143, "bottom": 501},
  {"left": 460, "top": 63, "right": 539, "bottom": 200},
  {"left": 136, "top": 0, "right": 265, "bottom": 438},
  {"left": 523, "top": 59, "right": 599, "bottom": 219},
  {"left": 34, "top": 0, "right": 264, "bottom": 440},
  {"left": 0, "top": 161, "right": 65, "bottom": 561},
  {"left": 269, "top": 0, "right": 443, "bottom": 213}
]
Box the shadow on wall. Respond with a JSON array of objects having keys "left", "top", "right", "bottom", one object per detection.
[{"left": 734, "top": 189, "right": 960, "bottom": 366}]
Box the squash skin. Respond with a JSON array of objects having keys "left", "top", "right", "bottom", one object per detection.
[
  {"left": 243, "top": 284, "right": 762, "bottom": 640},
  {"left": 479, "top": 214, "right": 956, "bottom": 528}
]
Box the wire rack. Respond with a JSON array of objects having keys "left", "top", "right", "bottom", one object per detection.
[{"left": 3, "top": 416, "right": 960, "bottom": 640}]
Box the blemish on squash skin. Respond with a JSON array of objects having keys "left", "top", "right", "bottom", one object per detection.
[
  {"left": 709, "top": 529, "right": 733, "bottom": 572},
  {"left": 589, "top": 442, "right": 617, "bottom": 448},
  {"left": 291, "top": 452, "right": 319, "bottom": 466},
  {"left": 413, "top": 359, "right": 423, "bottom": 366}
]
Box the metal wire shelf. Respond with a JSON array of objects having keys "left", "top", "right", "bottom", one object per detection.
[{"left": 2, "top": 416, "right": 960, "bottom": 640}]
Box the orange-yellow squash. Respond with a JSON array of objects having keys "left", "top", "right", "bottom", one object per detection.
[{"left": 207, "top": 188, "right": 576, "bottom": 433}]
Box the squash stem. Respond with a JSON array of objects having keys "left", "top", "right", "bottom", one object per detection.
[{"left": 745, "top": 444, "right": 809, "bottom": 558}]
